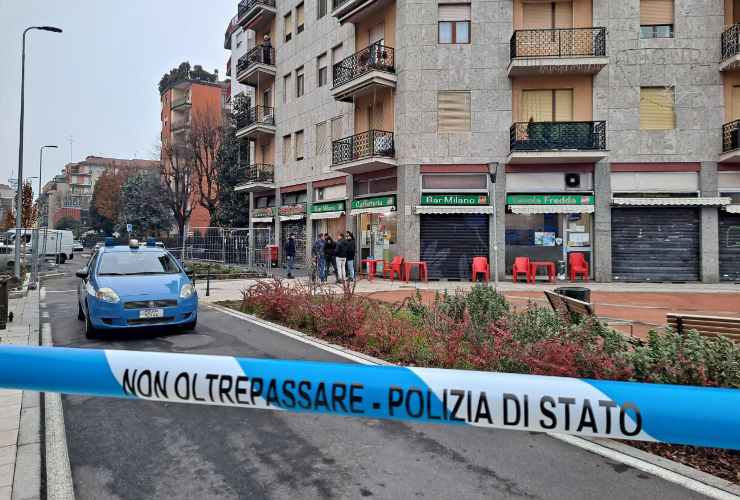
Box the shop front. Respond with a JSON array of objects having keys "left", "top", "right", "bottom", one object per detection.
[
  {"left": 310, "top": 200, "right": 347, "bottom": 240},
  {"left": 350, "top": 195, "right": 398, "bottom": 265},
  {"left": 505, "top": 194, "right": 595, "bottom": 280},
  {"left": 250, "top": 206, "right": 275, "bottom": 244},
  {"left": 416, "top": 194, "right": 492, "bottom": 279},
  {"left": 279, "top": 204, "right": 307, "bottom": 268}
]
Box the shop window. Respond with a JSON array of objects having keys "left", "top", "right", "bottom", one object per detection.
[
  {"left": 640, "top": 87, "right": 675, "bottom": 130},
  {"left": 640, "top": 0, "right": 674, "bottom": 38},
  {"left": 438, "top": 4, "right": 471, "bottom": 44},
  {"left": 438, "top": 91, "right": 471, "bottom": 132},
  {"left": 421, "top": 173, "right": 487, "bottom": 191}
]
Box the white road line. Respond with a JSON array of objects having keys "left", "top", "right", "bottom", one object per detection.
[
  {"left": 209, "top": 303, "right": 740, "bottom": 500},
  {"left": 44, "top": 290, "right": 77, "bottom": 294}
]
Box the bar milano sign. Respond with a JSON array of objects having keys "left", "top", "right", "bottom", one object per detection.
[{"left": 421, "top": 194, "right": 489, "bottom": 206}]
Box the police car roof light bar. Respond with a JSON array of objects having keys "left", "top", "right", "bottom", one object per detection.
[{"left": 104, "top": 237, "right": 114, "bottom": 247}]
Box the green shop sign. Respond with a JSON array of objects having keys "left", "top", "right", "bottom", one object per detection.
[
  {"left": 311, "top": 201, "right": 345, "bottom": 213},
  {"left": 351, "top": 195, "right": 396, "bottom": 210},
  {"left": 506, "top": 194, "right": 594, "bottom": 205},
  {"left": 421, "top": 194, "right": 489, "bottom": 206},
  {"left": 251, "top": 207, "right": 275, "bottom": 218}
]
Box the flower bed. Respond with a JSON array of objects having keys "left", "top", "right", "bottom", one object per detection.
[{"left": 229, "top": 279, "right": 740, "bottom": 483}]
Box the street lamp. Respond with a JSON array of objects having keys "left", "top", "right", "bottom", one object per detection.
[
  {"left": 488, "top": 162, "right": 500, "bottom": 288},
  {"left": 15, "top": 26, "right": 63, "bottom": 280}
]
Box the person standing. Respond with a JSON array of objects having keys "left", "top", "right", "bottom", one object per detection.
[
  {"left": 261, "top": 34, "right": 272, "bottom": 65},
  {"left": 312, "top": 233, "right": 325, "bottom": 282},
  {"left": 284, "top": 233, "right": 296, "bottom": 279},
  {"left": 345, "top": 231, "right": 356, "bottom": 281},
  {"left": 335, "top": 233, "right": 348, "bottom": 283},
  {"left": 323, "top": 235, "right": 337, "bottom": 283}
]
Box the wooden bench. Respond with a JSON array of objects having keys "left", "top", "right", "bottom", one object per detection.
[
  {"left": 666, "top": 313, "right": 740, "bottom": 342},
  {"left": 544, "top": 291, "right": 635, "bottom": 336}
]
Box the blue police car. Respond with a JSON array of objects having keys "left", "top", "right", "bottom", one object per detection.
[{"left": 76, "top": 239, "right": 197, "bottom": 338}]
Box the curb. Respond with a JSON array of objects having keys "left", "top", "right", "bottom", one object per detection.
[{"left": 208, "top": 303, "right": 740, "bottom": 500}]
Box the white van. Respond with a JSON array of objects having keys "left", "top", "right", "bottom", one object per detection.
[{"left": 5, "top": 229, "right": 75, "bottom": 264}]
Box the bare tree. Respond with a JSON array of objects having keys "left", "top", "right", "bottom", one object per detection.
[
  {"left": 188, "top": 110, "right": 224, "bottom": 225},
  {"left": 161, "top": 138, "right": 195, "bottom": 251}
]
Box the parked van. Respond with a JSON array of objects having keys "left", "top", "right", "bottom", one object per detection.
[{"left": 5, "top": 229, "right": 74, "bottom": 264}]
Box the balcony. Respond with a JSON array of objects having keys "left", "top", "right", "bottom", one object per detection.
[
  {"left": 236, "top": 45, "right": 276, "bottom": 87},
  {"left": 331, "top": 0, "right": 390, "bottom": 24},
  {"left": 235, "top": 164, "right": 275, "bottom": 192},
  {"left": 237, "top": 0, "right": 276, "bottom": 31},
  {"left": 331, "top": 43, "right": 396, "bottom": 102},
  {"left": 508, "top": 28, "right": 608, "bottom": 76},
  {"left": 235, "top": 106, "right": 276, "bottom": 140},
  {"left": 721, "top": 24, "right": 740, "bottom": 71},
  {"left": 331, "top": 130, "right": 396, "bottom": 174},
  {"left": 721, "top": 120, "right": 740, "bottom": 162},
  {"left": 171, "top": 120, "right": 190, "bottom": 135},
  {"left": 171, "top": 95, "right": 191, "bottom": 110},
  {"left": 507, "top": 121, "right": 608, "bottom": 164}
]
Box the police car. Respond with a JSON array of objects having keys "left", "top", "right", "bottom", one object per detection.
[{"left": 76, "top": 238, "right": 197, "bottom": 338}]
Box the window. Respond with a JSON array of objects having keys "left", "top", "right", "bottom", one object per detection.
[
  {"left": 317, "top": 53, "right": 328, "bottom": 87},
  {"left": 296, "top": 3, "right": 305, "bottom": 33},
  {"left": 296, "top": 66, "right": 305, "bottom": 97},
  {"left": 640, "top": 87, "right": 675, "bottom": 129},
  {"left": 283, "top": 74, "right": 291, "bottom": 103},
  {"left": 640, "top": 0, "right": 674, "bottom": 38},
  {"left": 438, "top": 4, "right": 471, "bottom": 44},
  {"left": 284, "top": 13, "right": 293, "bottom": 42},
  {"left": 283, "top": 135, "right": 292, "bottom": 163},
  {"left": 295, "top": 130, "right": 305, "bottom": 160},
  {"left": 315, "top": 121, "right": 328, "bottom": 155},
  {"left": 522, "top": 1, "right": 573, "bottom": 29},
  {"left": 331, "top": 115, "right": 343, "bottom": 140},
  {"left": 438, "top": 91, "right": 471, "bottom": 132},
  {"left": 520, "top": 89, "right": 574, "bottom": 122},
  {"left": 317, "top": 0, "right": 327, "bottom": 19},
  {"left": 331, "top": 43, "right": 344, "bottom": 67}
]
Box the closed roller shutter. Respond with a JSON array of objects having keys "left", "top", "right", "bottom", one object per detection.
[
  {"left": 420, "top": 214, "right": 489, "bottom": 279},
  {"left": 640, "top": 0, "right": 674, "bottom": 25},
  {"left": 612, "top": 207, "right": 700, "bottom": 282},
  {"left": 719, "top": 212, "right": 740, "bottom": 282}
]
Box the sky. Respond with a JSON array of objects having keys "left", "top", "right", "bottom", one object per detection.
[{"left": 0, "top": 0, "right": 234, "bottom": 198}]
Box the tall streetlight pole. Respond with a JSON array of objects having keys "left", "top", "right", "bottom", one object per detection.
[
  {"left": 488, "top": 162, "right": 500, "bottom": 289},
  {"left": 15, "top": 26, "right": 63, "bottom": 280},
  {"left": 32, "top": 146, "right": 56, "bottom": 287}
]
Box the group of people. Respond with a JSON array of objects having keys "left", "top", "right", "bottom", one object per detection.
[{"left": 311, "top": 231, "right": 356, "bottom": 284}]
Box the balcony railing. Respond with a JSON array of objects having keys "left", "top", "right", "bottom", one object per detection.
[
  {"left": 171, "top": 96, "right": 191, "bottom": 109},
  {"left": 332, "top": 0, "right": 351, "bottom": 11},
  {"left": 238, "top": 0, "right": 276, "bottom": 19},
  {"left": 510, "top": 27, "right": 606, "bottom": 59},
  {"left": 723, "top": 119, "right": 740, "bottom": 153},
  {"left": 722, "top": 23, "right": 740, "bottom": 61},
  {"left": 333, "top": 43, "right": 395, "bottom": 88},
  {"left": 237, "top": 45, "right": 275, "bottom": 75},
  {"left": 240, "top": 163, "right": 275, "bottom": 184},
  {"left": 332, "top": 130, "right": 394, "bottom": 165},
  {"left": 510, "top": 121, "right": 606, "bottom": 152},
  {"left": 236, "top": 106, "right": 275, "bottom": 129}
]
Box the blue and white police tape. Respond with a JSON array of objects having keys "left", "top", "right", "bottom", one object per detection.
[{"left": 0, "top": 345, "right": 738, "bottom": 450}]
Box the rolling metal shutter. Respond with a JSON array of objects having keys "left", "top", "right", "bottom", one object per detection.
[
  {"left": 420, "top": 214, "right": 489, "bottom": 279},
  {"left": 611, "top": 207, "right": 700, "bottom": 282},
  {"left": 719, "top": 212, "right": 740, "bottom": 282}
]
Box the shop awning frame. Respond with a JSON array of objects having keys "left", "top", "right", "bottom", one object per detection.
[
  {"left": 349, "top": 206, "right": 396, "bottom": 216},
  {"left": 509, "top": 204, "right": 594, "bottom": 214},
  {"left": 309, "top": 211, "right": 345, "bottom": 220},
  {"left": 279, "top": 214, "right": 306, "bottom": 221},
  {"left": 611, "top": 197, "right": 731, "bottom": 207},
  {"left": 251, "top": 217, "right": 274, "bottom": 223},
  {"left": 414, "top": 205, "right": 494, "bottom": 215},
  {"left": 725, "top": 204, "right": 740, "bottom": 213}
]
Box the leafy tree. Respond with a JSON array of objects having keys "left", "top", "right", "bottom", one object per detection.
[
  {"left": 91, "top": 169, "right": 125, "bottom": 223},
  {"left": 158, "top": 62, "right": 218, "bottom": 95},
  {"left": 120, "top": 173, "right": 174, "bottom": 236},
  {"left": 89, "top": 189, "right": 115, "bottom": 234},
  {"left": 55, "top": 216, "right": 81, "bottom": 237},
  {"left": 20, "top": 182, "right": 36, "bottom": 228},
  {"left": 0, "top": 210, "right": 14, "bottom": 231},
  {"left": 213, "top": 114, "right": 249, "bottom": 227}
]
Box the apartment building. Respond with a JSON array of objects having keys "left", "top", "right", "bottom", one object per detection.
[
  {"left": 160, "top": 78, "right": 230, "bottom": 229},
  {"left": 231, "top": 0, "right": 740, "bottom": 283}
]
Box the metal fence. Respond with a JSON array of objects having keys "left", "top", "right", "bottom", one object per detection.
[{"left": 184, "top": 227, "right": 274, "bottom": 273}]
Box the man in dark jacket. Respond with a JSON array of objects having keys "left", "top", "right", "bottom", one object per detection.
[
  {"left": 334, "top": 233, "right": 348, "bottom": 283},
  {"left": 284, "top": 233, "right": 296, "bottom": 279},
  {"left": 312, "top": 233, "right": 325, "bottom": 282},
  {"left": 323, "top": 235, "right": 337, "bottom": 283},
  {"left": 345, "top": 231, "right": 356, "bottom": 281}
]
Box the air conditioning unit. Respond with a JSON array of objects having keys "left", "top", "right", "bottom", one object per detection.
[{"left": 565, "top": 173, "right": 581, "bottom": 189}]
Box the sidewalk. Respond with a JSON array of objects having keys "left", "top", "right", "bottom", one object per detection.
[{"left": 0, "top": 290, "right": 40, "bottom": 500}]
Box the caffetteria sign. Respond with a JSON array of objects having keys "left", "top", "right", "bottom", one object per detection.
[
  {"left": 421, "top": 194, "right": 489, "bottom": 206},
  {"left": 506, "top": 194, "right": 594, "bottom": 205},
  {"left": 351, "top": 196, "right": 396, "bottom": 210}
]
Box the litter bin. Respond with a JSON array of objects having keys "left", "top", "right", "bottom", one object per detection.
[
  {"left": 554, "top": 286, "right": 591, "bottom": 303},
  {"left": 265, "top": 244, "right": 279, "bottom": 268}
]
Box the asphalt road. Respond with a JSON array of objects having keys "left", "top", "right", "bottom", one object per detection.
[{"left": 41, "top": 258, "right": 708, "bottom": 500}]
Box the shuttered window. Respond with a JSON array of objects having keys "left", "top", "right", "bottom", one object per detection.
[
  {"left": 554, "top": 1, "right": 573, "bottom": 28},
  {"left": 523, "top": 2, "right": 552, "bottom": 29},
  {"left": 733, "top": 86, "right": 740, "bottom": 121},
  {"left": 438, "top": 91, "right": 471, "bottom": 132},
  {"left": 283, "top": 74, "right": 291, "bottom": 103},
  {"left": 640, "top": 0, "right": 674, "bottom": 25},
  {"left": 284, "top": 13, "right": 293, "bottom": 42},
  {"left": 317, "top": 53, "right": 328, "bottom": 87},
  {"left": 438, "top": 4, "right": 471, "bottom": 44},
  {"left": 296, "top": 66, "right": 304, "bottom": 98},
  {"left": 554, "top": 89, "right": 573, "bottom": 121},
  {"left": 520, "top": 89, "right": 573, "bottom": 122},
  {"left": 640, "top": 87, "right": 675, "bottom": 130},
  {"left": 331, "top": 115, "right": 343, "bottom": 140},
  {"left": 283, "top": 135, "right": 292, "bottom": 163},
  {"left": 316, "top": 121, "right": 327, "bottom": 155},
  {"left": 296, "top": 3, "right": 305, "bottom": 33},
  {"left": 295, "top": 130, "right": 304, "bottom": 160}
]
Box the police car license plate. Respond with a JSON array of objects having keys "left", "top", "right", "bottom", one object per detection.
[{"left": 139, "top": 308, "right": 164, "bottom": 319}]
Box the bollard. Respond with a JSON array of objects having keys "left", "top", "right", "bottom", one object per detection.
[{"left": 206, "top": 265, "right": 211, "bottom": 297}]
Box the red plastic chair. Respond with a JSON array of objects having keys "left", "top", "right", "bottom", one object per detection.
[
  {"left": 471, "top": 257, "right": 490, "bottom": 282},
  {"left": 569, "top": 252, "right": 589, "bottom": 282},
  {"left": 512, "top": 257, "right": 531, "bottom": 283},
  {"left": 383, "top": 256, "right": 405, "bottom": 281}
]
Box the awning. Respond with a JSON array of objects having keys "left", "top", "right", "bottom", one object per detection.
[
  {"left": 251, "top": 217, "right": 273, "bottom": 223},
  {"left": 309, "top": 211, "right": 345, "bottom": 220},
  {"left": 279, "top": 214, "right": 306, "bottom": 221},
  {"left": 349, "top": 206, "right": 396, "bottom": 216},
  {"left": 611, "top": 197, "right": 731, "bottom": 207},
  {"left": 415, "top": 205, "right": 494, "bottom": 215},
  {"left": 725, "top": 204, "right": 740, "bottom": 213},
  {"left": 510, "top": 204, "right": 594, "bottom": 214}
]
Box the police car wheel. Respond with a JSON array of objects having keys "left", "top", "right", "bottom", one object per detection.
[
  {"left": 181, "top": 317, "right": 197, "bottom": 332},
  {"left": 84, "top": 305, "right": 97, "bottom": 339}
]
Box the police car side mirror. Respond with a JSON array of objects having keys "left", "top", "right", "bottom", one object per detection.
[{"left": 75, "top": 268, "right": 88, "bottom": 280}]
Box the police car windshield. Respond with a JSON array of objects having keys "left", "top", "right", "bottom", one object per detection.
[{"left": 97, "top": 251, "right": 181, "bottom": 275}]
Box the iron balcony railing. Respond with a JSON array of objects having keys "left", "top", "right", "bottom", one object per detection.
[
  {"left": 510, "top": 121, "right": 606, "bottom": 152},
  {"left": 238, "top": 0, "right": 276, "bottom": 19},
  {"left": 722, "top": 23, "right": 740, "bottom": 61},
  {"left": 510, "top": 27, "right": 607, "bottom": 59},
  {"left": 240, "top": 163, "right": 275, "bottom": 184},
  {"left": 332, "top": 130, "right": 394, "bottom": 165},
  {"left": 236, "top": 106, "right": 275, "bottom": 130},
  {"left": 332, "top": 0, "right": 352, "bottom": 11},
  {"left": 333, "top": 43, "right": 395, "bottom": 89},
  {"left": 237, "top": 45, "right": 275, "bottom": 75},
  {"left": 723, "top": 119, "right": 740, "bottom": 153}
]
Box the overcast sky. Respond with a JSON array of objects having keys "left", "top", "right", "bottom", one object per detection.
[{"left": 0, "top": 0, "right": 234, "bottom": 197}]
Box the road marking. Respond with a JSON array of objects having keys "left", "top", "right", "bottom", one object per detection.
[
  {"left": 45, "top": 290, "right": 77, "bottom": 294},
  {"left": 208, "top": 303, "right": 740, "bottom": 500}
]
